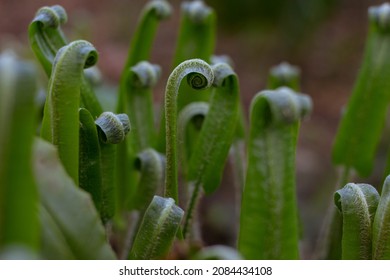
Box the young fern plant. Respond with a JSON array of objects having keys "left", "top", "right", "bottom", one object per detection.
[
  {"left": 157, "top": 0, "right": 216, "bottom": 152},
  {"left": 332, "top": 3, "right": 390, "bottom": 179},
  {"left": 183, "top": 63, "right": 240, "bottom": 239},
  {"left": 163, "top": 58, "right": 214, "bottom": 202},
  {"left": 334, "top": 183, "right": 379, "bottom": 259},
  {"left": 238, "top": 87, "right": 312, "bottom": 259},
  {"left": 29, "top": 5, "right": 102, "bottom": 117},
  {"left": 321, "top": 3, "right": 390, "bottom": 260},
  {"left": 40, "top": 40, "right": 98, "bottom": 185},
  {"left": 115, "top": 0, "right": 171, "bottom": 213}
]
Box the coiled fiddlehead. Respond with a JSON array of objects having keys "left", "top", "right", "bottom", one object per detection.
[
  {"left": 94, "top": 111, "right": 130, "bottom": 222},
  {"left": 335, "top": 183, "right": 379, "bottom": 259},
  {"left": 28, "top": 5, "right": 67, "bottom": 76},
  {"left": 183, "top": 63, "right": 239, "bottom": 239},
  {"left": 128, "top": 196, "right": 184, "bottom": 260},
  {"left": 238, "top": 87, "right": 312, "bottom": 259},
  {"left": 40, "top": 40, "right": 98, "bottom": 185},
  {"left": 95, "top": 112, "right": 130, "bottom": 145},
  {"left": 164, "top": 59, "right": 214, "bottom": 203},
  {"left": 29, "top": 5, "right": 103, "bottom": 118},
  {"left": 157, "top": 0, "right": 216, "bottom": 152}
]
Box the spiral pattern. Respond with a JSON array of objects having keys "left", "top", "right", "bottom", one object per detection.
[
  {"left": 95, "top": 112, "right": 130, "bottom": 144},
  {"left": 186, "top": 72, "right": 209, "bottom": 90}
]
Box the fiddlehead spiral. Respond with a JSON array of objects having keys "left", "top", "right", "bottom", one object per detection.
[
  {"left": 183, "top": 63, "right": 239, "bottom": 239},
  {"left": 95, "top": 112, "right": 131, "bottom": 144},
  {"left": 40, "top": 40, "right": 98, "bottom": 185},
  {"left": 164, "top": 58, "right": 214, "bottom": 202},
  {"left": 28, "top": 5, "right": 68, "bottom": 76}
]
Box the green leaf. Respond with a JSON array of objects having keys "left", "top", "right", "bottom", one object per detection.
[
  {"left": 28, "top": 5, "right": 68, "bottom": 76},
  {"left": 334, "top": 183, "right": 379, "bottom": 259},
  {"left": 238, "top": 87, "right": 312, "bottom": 259},
  {"left": 29, "top": 6, "right": 103, "bottom": 117},
  {"left": 178, "top": 101, "right": 209, "bottom": 180},
  {"left": 187, "top": 63, "right": 239, "bottom": 194},
  {"left": 373, "top": 175, "right": 390, "bottom": 259},
  {"left": 333, "top": 4, "right": 390, "bottom": 176},
  {"left": 133, "top": 149, "right": 165, "bottom": 212},
  {"left": 0, "top": 52, "right": 39, "bottom": 252},
  {"left": 33, "top": 139, "right": 116, "bottom": 259},
  {"left": 94, "top": 112, "right": 131, "bottom": 222},
  {"left": 79, "top": 108, "right": 103, "bottom": 214},
  {"left": 117, "top": 0, "right": 171, "bottom": 113},
  {"left": 128, "top": 196, "right": 184, "bottom": 260},
  {"left": 40, "top": 40, "right": 98, "bottom": 185}
]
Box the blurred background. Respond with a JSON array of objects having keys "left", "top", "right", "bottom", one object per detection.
[{"left": 0, "top": 0, "right": 387, "bottom": 258}]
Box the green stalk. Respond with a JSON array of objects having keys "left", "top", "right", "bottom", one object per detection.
[
  {"left": 133, "top": 149, "right": 165, "bottom": 212},
  {"left": 373, "top": 175, "right": 390, "bottom": 259},
  {"left": 334, "top": 183, "right": 379, "bottom": 259},
  {"left": 115, "top": 0, "right": 170, "bottom": 212},
  {"left": 40, "top": 40, "right": 98, "bottom": 185},
  {"left": 238, "top": 87, "right": 312, "bottom": 259},
  {"left": 182, "top": 63, "right": 240, "bottom": 237},
  {"left": 128, "top": 196, "right": 184, "bottom": 260},
  {"left": 164, "top": 59, "right": 214, "bottom": 203},
  {"left": 117, "top": 0, "right": 171, "bottom": 113},
  {"left": 79, "top": 108, "right": 102, "bottom": 213},
  {"left": 29, "top": 5, "right": 102, "bottom": 117},
  {"left": 116, "top": 61, "right": 161, "bottom": 213},
  {"left": 0, "top": 52, "right": 39, "bottom": 252},
  {"left": 178, "top": 102, "right": 209, "bottom": 180},
  {"left": 125, "top": 61, "right": 161, "bottom": 151},
  {"left": 333, "top": 3, "right": 390, "bottom": 177},
  {"left": 95, "top": 112, "right": 131, "bottom": 223},
  {"left": 157, "top": 0, "right": 216, "bottom": 152},
  {"left": 186, "top": 63, "right": 239, "bottom": 194}
]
